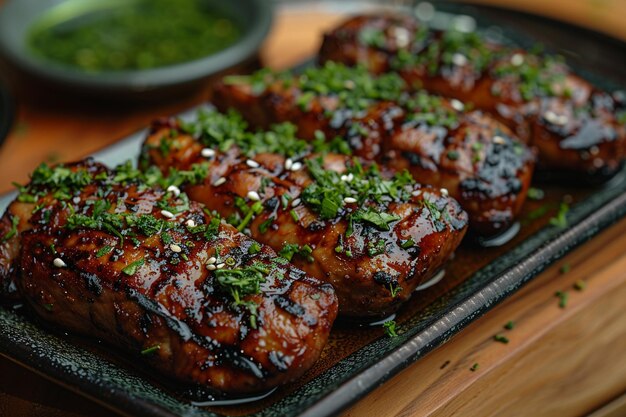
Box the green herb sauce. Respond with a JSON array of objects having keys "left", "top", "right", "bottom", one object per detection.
[{"left": 28, "top": 0, "right": 240, "bottom": 72}]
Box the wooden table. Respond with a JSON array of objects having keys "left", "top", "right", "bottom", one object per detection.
[{"left": 0, "top": 3, "right": 625, "bottom": 417}]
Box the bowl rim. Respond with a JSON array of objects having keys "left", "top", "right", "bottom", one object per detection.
[{"left": 0, "top": 0, "right": 273, "bottom": 92}]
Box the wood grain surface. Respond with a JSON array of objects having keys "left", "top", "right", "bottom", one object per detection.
[{"left": 0, "top": 2, "right": 625, "bottom": 417}]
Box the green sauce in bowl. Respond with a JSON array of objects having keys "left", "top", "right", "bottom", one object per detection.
[{"left": 28, "top": 0, "right": 241, "bottom": 72}]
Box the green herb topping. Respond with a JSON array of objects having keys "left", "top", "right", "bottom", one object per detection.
[
  {"left": 493, "top": 334, "right": 510, "bottom": 344},
  {"left": 383, "top": 320, "right": 398, "bottom": 338},
  {"left": 549, "top": 202, "right": 569, "bottom": 228},
  {"left": 279, "top": 243, "right": 314, "bottom": 263},
  {"left": 300, "top": 157, "right": 414, "bottom": 227},
  {"left": 555, "top": 290, "right": 569, "bottom": 308},
  {"left": 122, "top": 258, "right": 145, "bottom": 276},
  {"left": 213, "top": 263, "right": 269, "bottom": 329},
  {"left": 1, "top": 215, "right": 19, "bottom": 243},
  {"left": 141, "top": 345, "right": 161, "bottom": 355}
]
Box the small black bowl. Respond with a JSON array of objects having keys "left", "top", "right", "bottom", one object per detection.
[{"left": 0, "top": 0, "right": 273, "bottom": 100}]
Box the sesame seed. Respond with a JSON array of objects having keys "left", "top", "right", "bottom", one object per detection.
[
  {"left": 160, "top": 210, "right": 175, "bottom": 219},
  {"left": 247, "top": 191, "right": 261, "bottom": 201},
  {"left": 450, "top": 99, "right": 464, "bottom": 112},
  {"left": 292, "top": 198, "right": 301, "bottom": 207},
  {"left": 440, "top": 188, "right": 449, "bottom": 197},
  {"left": 285, "top": 159, "right": 293, "bottom": 170},
  {"left": 201, "top": 148, "right": 216, "bottom": 158},
  {"left": 216, "top": 263, "right": 226, "bottom": 269},
  {"left": 392, "top": 27, "right": 410, "bottom": 48},
  {"left": 412, "top": 190, "right": 422, "bottom": 197},
  {"left": 452, "top": 53, "right": 468, "bottom": 66},
  {"left": 212, "top": 177, "right": 226, "bottom": 187},
  {"left": 246, "top": 159, "right": 260, "bottom": 168},
  {"left": 544, "top": 110, "right": 568, "bottom": 126},
  {"left": 53, "top": 258, "right": 67, "bottom": 268},
  {"left": 510, "top": 53, "right": 524, "bottom": 66},
  {"left": 207, "top": 257, "right": 217, "bottom": 265},
  {"left": 72, "top": 196, "right": 81, "bottom": 204},
  {"left": 170, "top": 244, "right": 182, "bottom": 253},
  {"left": 343, "top": 197, "right": 357, "bottom": 204},
  {"left": 290, "top": 162, "right": 303, "bottom": 171},
  {"left": 185, "top": 219, "right": 196, "bottom": 227},
  {"left": 166, "top": 185, "right": 181, "bottom": 197},
  {"left": 207, "top": 264, "right": 217, "bottom": 271},
  {"left": 493, "top": 136, "right": 507, "bottom": 145}
]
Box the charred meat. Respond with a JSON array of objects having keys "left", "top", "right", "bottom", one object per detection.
[
  {"left": 0, "top": 159, "right": 338, "bottom": 394},
  {"left": 213, "top": 64, "right": 534, "bottom": 235},
  {"left": 140, "top": 110, "right": 468, "bottom": 317},
  {"left": 319, "top": 14, "right": 626, "bottom": 178}
]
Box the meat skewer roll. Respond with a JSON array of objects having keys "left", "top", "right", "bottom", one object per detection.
[
  {"left": 141, "top": 109, "right": 468, "bottom": 317},
  {"left": 0, "top": 159, "right": 338, "bottom": 395},
  {"left": 319, "top": 14, "right": 626, "bottom": 179},
  {"left": 213, "top": 64, "right": 534, "bottom": 236}
]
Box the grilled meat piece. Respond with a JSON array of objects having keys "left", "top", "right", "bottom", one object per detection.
[
  {"left": 319, "top": 14, "right": 626, "bottom": 178},
  {"left": 213, "top": 65, "right": 534, "bottom": 236},
  {"left": 0, "top": 159, "right": 338, "bottom": 395},
  {"left": 141, "top": 110, "right": 468, "bottom": 317}
]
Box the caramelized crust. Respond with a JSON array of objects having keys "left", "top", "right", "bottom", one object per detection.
[
  {"left": 142, "top": 118, "right": 468, "bottom": 317},
  {"left": 0, "top": 160, "right": 338, "bottom": 395},
  {"left": 214, "top": 73, "right": 534, "bottom": 236},
  {"left": 319, "top": 14, "right": 626, "bottom": 178}
]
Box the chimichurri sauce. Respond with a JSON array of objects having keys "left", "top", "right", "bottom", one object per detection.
[{"left": 28, "top": 0, "right": 241, "bottom": 72}]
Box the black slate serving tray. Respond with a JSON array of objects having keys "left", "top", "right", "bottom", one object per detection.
[{"left": 1, "top": 2, "right": 625, "bottom": 417}]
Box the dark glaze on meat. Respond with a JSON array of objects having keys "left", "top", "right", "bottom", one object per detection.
[
  {"left": 213, "top": 66, "right": 534, "bottom": 236},
  {"left": 140, "top": 112, "right": 468, "bottom": 317},
  {"left": 319, "top": 15, "right": 626, "bottom": 178},
  {"left": 0, "top": 159, "right": 338, "bottom": 395}
]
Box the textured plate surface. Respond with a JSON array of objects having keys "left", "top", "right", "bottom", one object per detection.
[{"left": 1, "top": 2, "right": 626, "bottom": 417}]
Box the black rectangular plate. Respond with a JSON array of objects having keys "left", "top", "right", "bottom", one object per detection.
[{"left": 1, "top": 2, "right": 626, "bottom": 417}]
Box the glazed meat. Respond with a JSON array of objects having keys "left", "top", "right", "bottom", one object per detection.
[
  {"left": 319, "top": 14, "right": 626, "bottom": 178},
  {"left": 213, "top": 64, "right": 534, "bottom": 236},
  {"left": 0, "top": 160, "right": 338, "bottom": 395},
  {"left": 140, "top": 109, "right": 468, "bottom": 317}
]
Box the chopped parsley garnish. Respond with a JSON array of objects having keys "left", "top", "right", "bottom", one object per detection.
[
  {"left": 383, "top": 320, "right": 398, "bottom": 338},
  {"left": 15, "top": 164, "right": 93, "bottom": 202},
  {"left": 492, "top": 54, "right": 568, "bottom": 101},
  {"left": 353, "top": 208, "right": 401, "bottom": 231},
  {"left": 367, "top": 239, "right": 387, "bottom": 257},
  {"left": 493, "top": 334, "right": 509, "bottom": 344},
  {"left": 301, "top": 157, "right": 414, "bottom": 225},
  {"left": 400, "top": 237, "right": 415, "bottom": 249},
  {"left": 574, "top": 280, "right": 586, "bottom": 291},
  {"left": 470, "top": 363, "right": 479, "bottom": 372},
  {"left": 95, "top": 245, "right": 113, "bottom": 258},
  {"left": 555, "top": 290, "right": 569, "bottom": 308},
  {"left": 559, "top": 263, "right": 571, "bottom": 274},
  {"left": 504, "top": 321, "right": 515, "bottom": 330},
  {"left": 122, "top": 258, "right": 145, "bottom": 276},
  {"left": 527, "top": 187, "right": 545, "bottom": 200},
  {"left": 1, "top": 215, "right": 19, "bottom": 243},
  {"left": 298, "top": 62, "right": 406, "bottom": 113},
  {"left": 279, "top": 243, "right": 314, "bottom": 263},
  {"left": 389, "top": 282, "right": 402, "bottom": 298},
  {"left": 141, "top": 345, "right": 160, "bottom": 355},
  {"left": 258, "top": 217, "right": 274, "bottom": 234},
  {"left": 213, "top": 263, "right": 269, "bottom": 329},
  {"left": 180, "top": 109, "right": 351, "bottom": 159},
  {"left": 549, "top": 202, "right": 569, "bottom": 228},
  {"left": 248, "top": 242, "right": 262, "bottom": 255}
]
